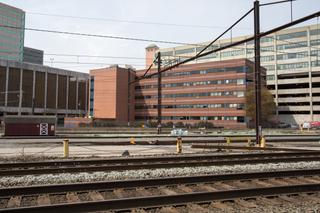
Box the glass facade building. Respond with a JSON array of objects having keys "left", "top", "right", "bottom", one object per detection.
[
  {"left": 153, "top": 24, "right": 320, "bottom": 125},
  {"left": 0, "top": 2, "right": 25, "bottom": 62}
]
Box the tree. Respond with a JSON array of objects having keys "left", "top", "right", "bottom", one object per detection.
[{"left": 245, "top": 86, "right": 276, "bottom": 127}]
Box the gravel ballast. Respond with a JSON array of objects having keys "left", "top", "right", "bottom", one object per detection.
[{"left": 1, "top": 161, "right": 320, "bottom": 187}]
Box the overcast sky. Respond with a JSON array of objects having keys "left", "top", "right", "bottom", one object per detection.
[{"left": 2, "top": 0, "right": 320, "bottom": 72}]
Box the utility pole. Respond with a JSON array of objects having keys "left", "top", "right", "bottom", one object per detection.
[
  {"left": 157, "top": 52, "right": 162, "bottom": 134},
  {"left": 254, "top": 0, "right": 261, "bottom": 145},
  {"left": 32, "top": 98, "right": 35, "bottom": 115}
]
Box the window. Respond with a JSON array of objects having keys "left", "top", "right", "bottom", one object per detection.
[
  {"left": 261, "top": 46, "right": 274, "bottom": 52},
  {"left": 237, "top": 91, "right": 244, "bottom": 97},
  {"left": 277, "top": 62, "right": 309, "bottom": 70},
  {"left": 310, "top": 29, "right": 320, "bottom": 36},
  {"left": 237, "top": 79, "right": 245, "bottom": 85},
  {"left": 161, "top": 51, "right": 173, "bottom": 56},
  {"left": 261, "top": 55, "right": 274, "bottom": 62},
  {"left": 175, "top": 48, "right": 195, "bottom": 55},
  {"left": 221, "top": 49, "right": 244, "bottom": 58},
  {"left": 263, "top": 65, "right": 275, "bottom": 71},
  {"left": 267, "top": 75, "right": 275, "bottom": 80},
  {"left": 277, "top": 41, "right": 307, "bottom": 50},
  {"left": 261, "top": 36, "right": 274, "bottom": 43},
  {"left": 277, "top": 51, "right": 308, "bottom": 60},
  {"left": 277, "top": 31, "right": 307, "bottom": 40},
  {"left": 311, "top": 39, "right": 320, "bottom": 46}
]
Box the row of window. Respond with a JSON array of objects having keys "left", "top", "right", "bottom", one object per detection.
[
  {"left": 220, "top": 49, "right": 244, "bottom": 58},
  {"left": 277, "top": 62, "right": 309, "bottom": 70},
  {"left": 277, "top": 31, "right": 307, "bottom": 40},
  {"left": 161, "top": 30, "right": 320, "bottom": 58},
  {"left": 135, "top": 103, "right": 245, "bottom": 110},
  {"left": 277, "top": 51, "right": 309, "bottom": 60},
  {"left": 147, "top": 66, "right": 249, "bottom": 79},
  {"left": 135, "top": 116, "right": 245, "bottom": 122},
  {"left": 263, "top": 65, "right": 275, "bottom": 71},
  {"left": 135, "top": 91, "right": 245, "bottom": 100},
  {"left": 311, "top": 39, "right": 320, "bottom": 46},
  {"left": 136, "top": 78, "right": 245, "bottom": 90}
]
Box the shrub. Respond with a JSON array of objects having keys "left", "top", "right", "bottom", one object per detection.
[{"left": 194, "top": 121, "right": 214, "bottom": 129}]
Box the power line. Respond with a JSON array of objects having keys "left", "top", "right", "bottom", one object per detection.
[
  {"left": 0, "top": 50, "right": 151, "bottom": 60},
  {"left": 43, "top": 61, "right": 145, "bottom": 67},
  {"left": 27, "top": 12, "right": 252, "bottom": 31},
  {"left": 0, "top": 24, "right": 198, "bottom": 46},
  {"left": 137, "top": 10, "right": 320, "bottom": 81}
]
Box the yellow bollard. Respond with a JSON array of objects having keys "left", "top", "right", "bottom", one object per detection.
[
  {"left": 260, "top": 136, "right": 266, "bottom": 148},
  {"left": 226, "top": 137, "right": 231, "bottom": 146},
  {"left": 176, "top": 137, "right": 182, "bottom": 154},
  {"left": 63, "top": 139, "right": 69, "bottom": 158},
  {"left": 130, "top": 137, "right": 136, "bottom": 145},
  {"left": 247, "top": 138, "right": 252, "bottom": 147}
]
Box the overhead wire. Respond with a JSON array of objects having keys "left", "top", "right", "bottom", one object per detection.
[
  {"left": 0, "top": 24, "right": 199, "bottom": 46},
  {"left": 27, "top": 12, "right": 252, "bottom": 30}
]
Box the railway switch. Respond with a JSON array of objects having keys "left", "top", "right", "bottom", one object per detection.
[{"left": 63, "top": 139, "right": 69, "bottom": 158}]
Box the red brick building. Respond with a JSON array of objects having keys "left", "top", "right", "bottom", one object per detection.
[
  {"left": 89, "top": 59, "right": 265, "bottom": 128},
  {"left": 89, "top": 65, "right": 135, "bottom": 124}
]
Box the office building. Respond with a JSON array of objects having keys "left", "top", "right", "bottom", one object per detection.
[
  {"left": 147, "top": 24, "right": 320, "bottom": 125},
  {"left": 23, "top": 47, "right": 44, "bottom": 65},
  {"left": 0, "top": 2, "right": 25, "bottom": 62},
  {"left": 135, "top": 59, "right": 264, "bottom": 128},
  {"left": 0, "top": 58, "right": 89, "bottom": 121},
  {"left": 89, "top": 59, "right": 265, "bottom": 128}
]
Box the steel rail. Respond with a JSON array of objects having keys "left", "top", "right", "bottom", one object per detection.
[
  {"left": 1, "top": 168, "right": 320, "bottom": 197},
  {"left": 0, "top": 151, "right": 318, "bottom": 169},
  {"left": 1, "top": 153, "right": 320, "bottom": 176},
  {"left": 1, "top": 183, "right": 320, "bottom": 212}
]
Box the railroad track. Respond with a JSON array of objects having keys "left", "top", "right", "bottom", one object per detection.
[
  {"left": 1, "top": 151, "right": 320, "bottom": 177},
  {"left": 1, "top": 168, "right": 320, "bottom": 212}
]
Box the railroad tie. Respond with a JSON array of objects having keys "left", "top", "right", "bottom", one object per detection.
[
  {"left": 297, "top": 176, "right": 320, "bottom": 184},
  {"left": 277, "top": 195, "right": 300, "bottom": 203},
  {"left": 158, "top": 187, "right": 178, "bottom": 195},
  {"left": 66, "top": 192, "right": 80, "bottom": 203},
  {"left": 256, "top": 197, "right": 282, "bottom": 205},
  {"left": 113, "top": 189, "right": 126, "bottom": 198},
  {"left": 6, "top": 196, "right": 21, "bottom": 208},
  {"left": 234, "top": 199, "right": 257, "bottom": 208},
  {"left": 37, "top": 194, "right": 51, "bottom": 206},
  {"left": 210, "top": 201, "right": 234, "bottom": 211},
  {"left": 158, "top": 207, "right": 180, "bottom": 213},
  {"left": 131, "top": 209, "right": 148, "bottom": 213},
  {"left": 300, "top": 193, "right": 320, "bottom": 202},
  {"left": 267, "top": 178, "right": 290, "bottom": 186},
  {"left": 197, "top": 184, "right": 219, "bottom": 191},
  {"left": 250, "top": 179, "right": 274, "bottom": 187},
  {"left": 232, "top": 180, "right": 252, "bottom": 188},
  {"left": 178, "top": 185, "right": 194, "bottom": 193},
  {"left": 88, "top": 191, "right": 104, "bottom": 201},
  {"left": 136, "top": 187, "right": 153, "bottom": 197},
  {"left": 214, "top": 182, "right": 236, "bottom": 190},
  {"left": 187, "top": 203, "right": 208, "bottom": 212}
]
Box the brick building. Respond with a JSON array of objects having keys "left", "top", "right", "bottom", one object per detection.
[
  {"left": 135, "top": 59, "right": 265, "bottom": 128},
  {"left": 89, "top": 65, "right": 135, "bottom": 125},
  {"left": 90, "top": 59, "right": 265, "bottom": 128}
]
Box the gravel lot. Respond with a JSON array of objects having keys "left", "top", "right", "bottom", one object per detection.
[{"left": 1, "top": 161, "right": 320, "bottom": 187}]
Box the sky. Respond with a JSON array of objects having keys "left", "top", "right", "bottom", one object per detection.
[{"left": 1, "top": 0, "right": 320, "bottom": 73}]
